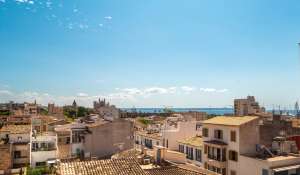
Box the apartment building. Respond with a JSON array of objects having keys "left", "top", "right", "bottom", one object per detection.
[
  {"left": 55, "top": 123, "right": 89, "bottom": 160},
  {"left": 30, "top": 131, "right": 57, "bottom": 167},
  {"left": 24, "top": 102, "right": 38, "bottom": 116},
  {"left": 234, "top": 96, "right": 265, "bottom": 116},
  {"left": 178, "top": 136, "right": 203, "bottom": 166},
  {"left": 202, "top": 116, "right": 300, "bottom": 175},
  {"left": 55, "top": 116, "right": 134, "bottom": 160},
  {"left": 161, "top": 114, "right": 202, "bottom": 150},
  {"left": 135, "top": 130, "right": 162, "bottom": 150},
  {"left": 202, "top": 116, "right": 260, "bottom": 175},
  {"left": 0, "top": 125, "right": 31, "bottom": 169},
  {"left": 134, "top": 114, "right": 202, "bottom": 151}
]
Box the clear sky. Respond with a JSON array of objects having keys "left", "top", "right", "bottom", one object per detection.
[{"left": 1, "top": 0, "right": 300, "bottom": 108}]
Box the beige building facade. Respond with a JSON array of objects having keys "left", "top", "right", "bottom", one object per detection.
[
  {"left": 202, "top": 116, "right": 300, "bottom": 175},
  {"left": 234, "top": 96, "right": 265, "bottom": 116}
]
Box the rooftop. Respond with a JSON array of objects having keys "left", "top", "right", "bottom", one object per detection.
[
  {"left": 202, "top": 116, "right": 258, "bottom": 126},
  {"left": 112, "top": 149, "right": 143, "bottom": 159},
  {"left": 0, "top": 124, "right": 31, "bottom": 134},
  {"left": 135, "top": 130, "right": 162, "bottom": 140},
  {"left": 178, "top": 136, "right": 202, "bottom": 147},
  {"left": 145, "top": 166, "right": 207, "bottom": 175},
  {"left": 57, "top": 158, "right": 147, "bottom": 175},
  {"left": 267, "top": 155, "right": 300, "bottom": 162},
  {"left": 55, "top": 123, "right": 87, "bottom": 132}
]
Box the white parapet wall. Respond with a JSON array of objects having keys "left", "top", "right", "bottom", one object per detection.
[
  {"left": 31, "top": 150, "right": 57, "bottom": 167},
  {"left": 165, "top": 150, "right": 187, "bottom": 164}
]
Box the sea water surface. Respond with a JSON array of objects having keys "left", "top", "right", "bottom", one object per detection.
[{"left": 121, "top": 108, "right": 234, "bottom": 115}]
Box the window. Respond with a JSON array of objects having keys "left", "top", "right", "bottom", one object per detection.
[
  {"left": 222, "top": 148, "right": 227, "bottom": 161},
  {"left": 34, "top": 126, "right": 40, "bottom": 133},
  {"left": 186, "top": 147, "right": 194, "bottom": 160},
  {"left": 204, "top": 145, "right": 208, "bottom": 154},
  {"left": 36, "top": 162, "right": 46, "bottom": 167},
  {"left": 230, "top": 170, "right": 236, "bottom": 175},
  {"left": 43, "top": 125, "right": 47, "bottom": 132},
  {"left": 222, "top": 168, "right": 226, "bottom": 175},
  {"left": 229, "top": 150, "right": 238, "bottom": 161},
  {"left": 41, "top": 142, "right": 47, "bottom": 149},
  {"left": 203, "top": 128, "right": 208, "bottom": 137},
  {"left": 196, "top": 149, "right": 202, "bottom": 162},
  {"left": 206, "top": 164, "right": 226, "bottom": 175},
  {"left": 156, "top": 141, "right": 159, "bottom": 145},
  {"left": 230, "top": 131, "right": 236, "bottom": 142},
  {"left": 66, "top": 137, "right": 70, "bottom": 144},
  {"left": 214, "top": 129, "right": 223, "bottom": 139},
  {"left": 32, "top": 142, "right": 38, "bottom": 151},
  {"left": 196, "top": 124, "right": 202, "bottom": 131},
  {"left": 166, "top": 139, "right": 168, "bottom": 148},
  {"left": 145, "top": 139, "right": 153, "bottom": 149},
  {"left": 262, "top": 169, "right": 269, "bottom": 175},
  {"left": 179, "top": 145, "right": 184, "bottom": 153},
  {"left": 14, "top": 151, "right": 21, "bottom": 159}
]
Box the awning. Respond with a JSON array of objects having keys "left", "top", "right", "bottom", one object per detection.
[
  {"left": 47, "top": 159, "right": 56, "bottom": 164},
  {"left": 273, "top": 165, "right": 300, "bottom": 172}
]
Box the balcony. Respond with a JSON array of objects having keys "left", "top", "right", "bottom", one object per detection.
[
  {"left": 206, "top": 157, "right": 227, "bottom": 169},
  {"left": 204, "top": 140, "right": 227, "bottom": 147},
  {"left": 207, "top": 154, "right": 226, "bottom": 162},
  {"left": 32, "top": 147, "right": 56, "bottom": 152}
]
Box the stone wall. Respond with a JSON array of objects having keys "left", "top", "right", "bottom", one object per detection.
[
  {"left": 0, "top": 144, "right": 12, "bottom": 172},
  {"left": 84, "top": 119, "right": 134, "bottom": 158}
]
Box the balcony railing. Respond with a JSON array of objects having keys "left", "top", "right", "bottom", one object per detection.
[
  {"left": 208, "top": 154, "right": 226, "bottom": 162},
  {"left": 31, "top": 147, "right": 56, "bottom": 152}
]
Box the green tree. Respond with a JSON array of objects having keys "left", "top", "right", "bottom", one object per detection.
[{"left": 77, "top": 106, "right": 89, "bottom": 117}]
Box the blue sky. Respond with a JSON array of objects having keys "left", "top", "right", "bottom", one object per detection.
[{"left": 0, "top": 0, "right": 300, "bottom": 108}]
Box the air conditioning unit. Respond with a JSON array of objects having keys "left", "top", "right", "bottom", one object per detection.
[{"left": 143, "top": 158, "right": 151, "bottom": 165}]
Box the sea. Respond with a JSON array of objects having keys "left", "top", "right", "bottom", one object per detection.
[
  {"left": 121, "top": 108, "right": 234, "bottom": 115},
  {"left": 121, "top": 108, "right": 299, "bottom": 116}
]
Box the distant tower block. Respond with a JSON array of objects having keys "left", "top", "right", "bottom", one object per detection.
[{"left": 295, "top": 101, "right": 300, "bottom": 117}]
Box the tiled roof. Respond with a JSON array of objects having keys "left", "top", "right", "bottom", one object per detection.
[
  {"left": 57, "top": 158, "right": 147, "bottom": 175},
  {"left": 112, "top": 149, "right": 143, "bottom": 159},
  {"left": 145, "top": 166, "right": 207, "bottom": 175},
  {"left": 178, "top": 136, "right": 202, "bottom": 147},
  {"left": 202, "top": 116, "right": 258, "bottom": 126},
  {"left": 0, "top": 124, "right": 31, "bottom": 134}
]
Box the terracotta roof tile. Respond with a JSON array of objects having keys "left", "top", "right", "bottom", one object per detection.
[
  {"left": 202, "top": 116, "right": 258, "bottom": 126},
  {"left": 0, "top": 124, "right": 31, "bottom": 134},
  {"left": 178, "top": 136, "right": 203, "bottom": 147},
  {"left": 145, "top": 166, "right": 207, "bottom": 175},
  {"left": 58, "top": 158, "right": 147, "bottom": 175}
]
